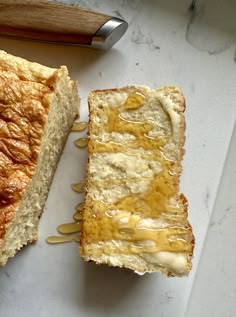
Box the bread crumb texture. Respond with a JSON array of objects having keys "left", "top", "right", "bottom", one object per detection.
[
  {"left": 80, "top": 86, "right": 194, "bottom": 276},
  {"left": 0, "top": 50, "right": 80, "bottom": 265}
]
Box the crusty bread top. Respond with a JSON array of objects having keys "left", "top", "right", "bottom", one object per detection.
[
  {"left": 0, "top": 50, "right": 72, "bottom": 247},
  {"left": 80, "top": 86, "right": 194, "bottom": 276},
  {"left": 0, "top": 50, "right": 56, "bottom": 84}
]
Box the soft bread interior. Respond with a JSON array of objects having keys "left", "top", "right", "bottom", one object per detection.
[
  {"left": 0, "top": 66, "right": 79, "bottom": 265},
  {"left": 80, "top": 86, "right": 194, "bottom": 276}
]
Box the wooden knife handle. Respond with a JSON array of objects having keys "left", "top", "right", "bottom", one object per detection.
[{"left": 0, "top": 0, "right": 127, "bottom": 48}]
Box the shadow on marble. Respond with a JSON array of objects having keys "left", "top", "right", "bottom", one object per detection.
[
  {"left": 144, "top": 0, "right": 236, "bottom": 56},
  {"left": 148, "top": 0, "right": 236, "bottom": 34},
  {"left": 78, "top": 260, "right": 152, "bottom": 311},
  {"left": 0, "top": 37, "right": 122, "bottom": 79},
  {"left": 0, "top": 242, "right": 35, "bottom": 284}
]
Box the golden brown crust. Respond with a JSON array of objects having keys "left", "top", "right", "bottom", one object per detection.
[
  {"left": 0, "top": 50, "right": 56, "bottom": 85},
  {"left": 0, "top": 60, "right": 55, "bottom": 246},
  {"left": 0, "top": 50, "right": 80, "bottom": 260}
]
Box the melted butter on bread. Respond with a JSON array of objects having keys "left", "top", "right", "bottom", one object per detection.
[{"left": 81, "top": 86, "right": 194, "bottom": 276}]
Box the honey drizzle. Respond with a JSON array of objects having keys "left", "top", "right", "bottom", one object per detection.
[
  {"left": 46, "top": 201, "right": 84, "bottom": 245},
  {"left": 71, "top": 121, "right": 88, "bottom": 132},
  {"left": 74, "top": 138, "right": 88, "bottom": 148},
  {"left": 73, "top": 211, "right": 83, "bottom": 221},
  {"left": 46, "top": 235, "right": 80, "bottom": 244},
  {"left": 47, "top": 120, "right": 87, "bottom": 245},
  {"left": 57, "top": 222, "right": 81, "bottom": 234},
  {"left": 90, "top": 107, "right": 167, "bottom": 154},
  {"left": 124, "top": 91, "right": 146, "bottom": 110},
  {"left": 71, "top": 182, "right": 85, "bottom": 193},
  {"left": 76, "top": 202, "right": 84, "bottom": 211},
  {"left": 83, "top": 90, "right": 192, "bottom": 256}
]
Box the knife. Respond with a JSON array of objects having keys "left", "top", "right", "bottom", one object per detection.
[{"left": 0, "top": 0, "right": 128, "bottom": 49}]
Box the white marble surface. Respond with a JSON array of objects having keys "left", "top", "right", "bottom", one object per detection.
[
  {"left": 187, "top": 122, "right": 236, "bottom": 317},
  {"left": 0, "top": 0, "right": 236, "bottom": 316}
]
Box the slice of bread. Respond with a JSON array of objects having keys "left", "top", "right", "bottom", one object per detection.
[
  {"left": 80, "top": 85, "right": 194, "bottom": 276},
  {"left": 0, "top": 50, "right": 80, "bottom": 265}
]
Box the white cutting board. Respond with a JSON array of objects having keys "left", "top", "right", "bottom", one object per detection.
[{"left": 0, "top": 0, "right": 235, "bottom": 316}]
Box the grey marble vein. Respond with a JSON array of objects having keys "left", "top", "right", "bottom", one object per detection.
[
  {"left": 209, "top": 205, "right": 236, "bottom": 227},
  {"left": 131, "top": 27, "right": 160, "bottom": 50},
  {"left": 160, "top": 291, "right": 174, "bottom": 305},
  {"left": 4, "top": 270, "right": 10, "bottom": 278},
  {"left": 113, "top": 10, "right": 125, "bottom": 20},
  {"left": 120, "top": 0, "right": 140, "bottom": 10},
  {"left": 53, "top": 0, "right": 99, "bottom": 9},
  {"left": 204, "top": 186, "right": 210, "bottom": 215}
]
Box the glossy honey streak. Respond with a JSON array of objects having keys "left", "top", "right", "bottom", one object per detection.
[
  {"left": 124, "top": 91, "right": 146, "bottom": 110},
  {"left": 90, "top": 107, "right": 167, "bottom": 154},
  {"left": 71, "top": 182, "right": 85, "bottom": 193},
  {"left": 57, "top": 222, "right": 81, "bottom": 234},
  {"left": 76, "top": 202, "right": 84, "bottom": 211},
  {"left": 46, "top": 201, "right": 84, "bottom": 245},
  {"left": 83, "top": 91, "right": 191, "bottom": 255},
  {"left": 71, "top": 121, "right": 88, "bottom": 132},
  {"left": 74, "top": 138, "right": 88, "bottom": 148},
  {"left": 73, "top": 211, "right": 83, "bottom": 221},
  {"left": 46, "top": 235, "right": 80, "bottom": 244}
]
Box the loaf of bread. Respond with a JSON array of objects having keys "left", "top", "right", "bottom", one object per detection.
[
  {"left": 0, "top": 50, "right": 80, "bottom": 265},
  {"left": 80, "top": 85, "right": 194, "bottom": 276}
]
